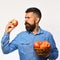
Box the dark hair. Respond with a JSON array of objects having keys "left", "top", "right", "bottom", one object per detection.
[{"left": 25, "top": 7, "right": 42, "bottom": 19}]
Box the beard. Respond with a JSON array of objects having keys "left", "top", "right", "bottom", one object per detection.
[{"left": 25, "top": 22, "right": 36, "bottom": 32}]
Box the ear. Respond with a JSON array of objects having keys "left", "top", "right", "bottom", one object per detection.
[{"left": 35, "top": 17, "right": 40, "bottom": 23}]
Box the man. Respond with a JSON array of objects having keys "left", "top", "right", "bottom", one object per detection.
[{"left": 1, "top": 7, "right": 58, "bottom": 60}]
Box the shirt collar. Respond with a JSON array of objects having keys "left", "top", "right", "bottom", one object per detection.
[
  {"left": 27, "top": 27, "right": 44, "bottom": 35},
  {"left": 37, "top": 28, "right": 44, "bottom": 34}
]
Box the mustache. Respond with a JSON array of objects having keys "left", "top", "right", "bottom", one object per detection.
[{"left": 25, "top": 22, "right": 31, "bottom": 25}]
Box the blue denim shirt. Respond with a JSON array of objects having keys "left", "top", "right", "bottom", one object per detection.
[{"left": 1, "top": 28, "right": 58, "bottom": 60}]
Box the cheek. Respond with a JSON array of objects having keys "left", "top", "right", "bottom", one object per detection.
[
  {"left": 29, "top": 21, "right": 34, "bottom": 25},
  {"left": 25, "top": 20, "right": 34, "bottom": 24},
  {"left": 29, "top": 19, "right": 35, "bottom": 25},
  {"left": 25, "top": 18, "right": 35, "bottom": 25}
]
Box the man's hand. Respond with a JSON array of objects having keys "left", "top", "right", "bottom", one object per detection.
[{"left": 5, "top": 20, "right": 15, "bottom": 34}]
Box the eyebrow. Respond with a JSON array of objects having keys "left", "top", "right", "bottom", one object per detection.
[{"left": 25, "top": 17, "right": 30, "bottom": 18}]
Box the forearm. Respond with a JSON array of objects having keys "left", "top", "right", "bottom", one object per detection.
[
  {"left": 1, "top": 33, "right": 10, "bottom": 54},
  {"left": 47, "top": 33, "right": 59, "bottom": 60},
  {"left": 1, "top": 32, "right": 18, "bottom": 54},
  {"left": 48, "top": 47, "right": 58, "bottom": 60}
]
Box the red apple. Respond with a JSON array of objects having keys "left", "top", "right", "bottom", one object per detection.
[
  {"left": 34, "top": 41, "right": 42, "bottom": 48},
  {"left": 33, "top": 40, "right": 51, "bottom": 57},
  {"left": 11, "top": 19, "right": 18, "bottom": 27},
  {"left": 40, "top": 40, "right": 51, "bottom": 50}
]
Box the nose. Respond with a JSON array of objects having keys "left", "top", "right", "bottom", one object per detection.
[{"left": 25, "top": 18, "right": 28, "bottom": 22}]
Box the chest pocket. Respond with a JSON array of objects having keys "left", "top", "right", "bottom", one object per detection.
[{"left": 19, "top": 41, "right": 34, "bottom": 54}]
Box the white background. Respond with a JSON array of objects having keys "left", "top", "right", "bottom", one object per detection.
[{"left": 0, "top": 0, "right": 60, "bottom": 60}]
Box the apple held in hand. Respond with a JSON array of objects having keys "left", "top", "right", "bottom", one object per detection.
[
  {"left": 10, "top": 19, "right": 18, "bottom": 27},
  {"left": 33, "top": 40, "right": 51, "bottom": 57},
  {"left": 5, "top": 19, "right": 18, "bottom": 34}
]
